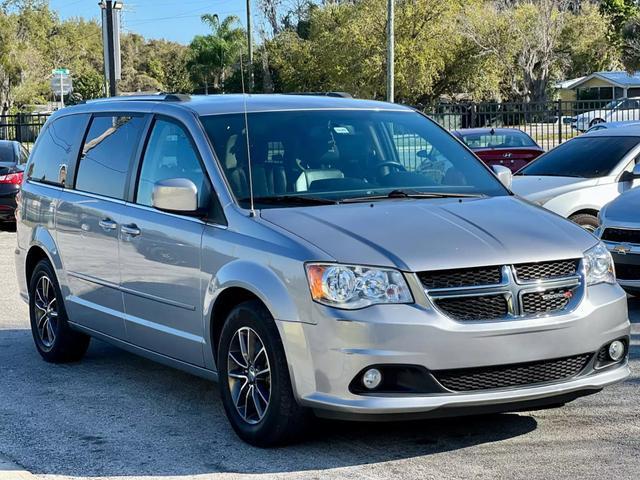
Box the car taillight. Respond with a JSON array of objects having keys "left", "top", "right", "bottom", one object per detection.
[{"left": 0, "top": 172, "right": 23, "bottom": 184}]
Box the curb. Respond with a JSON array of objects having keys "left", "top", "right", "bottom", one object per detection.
[{"left": 0, "top": 455, "right": 36, "bottom": 480}]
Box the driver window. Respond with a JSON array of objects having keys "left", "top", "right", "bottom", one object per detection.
[{"left": 136, "top": 118, "right": 210, "bottom": 209}]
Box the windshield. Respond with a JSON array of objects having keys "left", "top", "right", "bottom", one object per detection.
[
  {"left": 517, "top": 136, "right": 640, "bottom": 178},
  {"left": 201, "top": 110, "right": 508, "bottom": 208},
  {"left": 458, "top": 130, "right": 536, "bottom": 149}
]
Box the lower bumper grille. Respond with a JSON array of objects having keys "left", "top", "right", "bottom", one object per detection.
[
  {"left": 433, "top": 353, "right": 592, "bottom": 392},
  {"left": 614, "top": 263, "right": 640, "bottom": 281}
]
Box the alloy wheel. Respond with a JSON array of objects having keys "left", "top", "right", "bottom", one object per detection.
[
  {"left": 34, "top": 275, "right": 58, "bottom": 349},
  {"left": 227, "top": 326, "right": 272, "bottom": 425}
]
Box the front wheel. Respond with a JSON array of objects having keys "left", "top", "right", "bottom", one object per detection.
[
  {"left": 589, "top": 118, "right": 605, "bottom": 128},
  {"left": 29, "top": 260, "right": 90, "bottom": 363},
  {"left": 569, "top": 213, "right": 599, "bottom": 233},
  {"left": 217, "top": 300, "right": 310, "bottom": 447}
]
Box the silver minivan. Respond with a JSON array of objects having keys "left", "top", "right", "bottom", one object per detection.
[{"left": 15, "top": 94, "right": 630, "bottom": 446}]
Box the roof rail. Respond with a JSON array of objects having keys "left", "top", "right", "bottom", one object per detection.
[
  {"left": 285, "top": 92, "right": 353, "bottom": 99},
  {"left": 86, "top": 93, "right": 191, "bottom": 104}
]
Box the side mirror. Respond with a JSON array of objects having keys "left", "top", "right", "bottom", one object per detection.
[
  {"left": 492, "top": 165, "right": 513, "bottom": 189},
  {"left": 620, "top": 164, "right": 640, "bottom": 182},
  {"left": 152, "top": 178, "right": 199, "bottom": 214}
]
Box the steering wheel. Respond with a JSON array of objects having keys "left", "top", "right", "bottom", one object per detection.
[{"left": 376, "top": 161, "right": 407, "bottom": 178}]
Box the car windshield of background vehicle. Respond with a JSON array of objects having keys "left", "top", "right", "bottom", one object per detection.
[
  {"left": 460, "top": 130, "right": 536, "bottom": 149},
  {"left": 201, "top": 110, "right": 508, "bottom": 208},
  {"left": 517, "top": 136, "right": 640, "bottom": 178}
]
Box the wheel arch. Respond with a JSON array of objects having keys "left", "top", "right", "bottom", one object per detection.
[
  {"left": 569, "top": 208, "right": 599, "bottom": 219},
  {"left": 25, "top": 226, "right": 64, "bottom": 285}
]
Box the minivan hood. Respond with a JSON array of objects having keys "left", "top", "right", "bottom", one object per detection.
[
  {"left": 601, "top": 186, "right": 640, "bottom": 223},
  {"left": 511, "top": 175, "right": 598, "bottom": 201},
  {"left": 260, "top": 196, "right": 597, "bottom": 272}
]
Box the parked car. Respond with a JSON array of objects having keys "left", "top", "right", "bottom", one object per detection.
[
  {"left": 586, "top": 120, "right": 640, "bottom": 133},
  {"left": 597, "top": 183, "right": 640, "bottom": 295},
  {"left": 0, "top": 140, "right": 28, "bottom": 224},
  {"left": 572, "top": 97, "right": 640, "bottom": 132},
  {"left": 15, "top": 94, "right": 630, "bottom": 446},
  {"left": 452, "top": 128, "right": 544, "bottom": 172},
  {"left": 511, "top": 127, "right": 640, "bottom": 231}
]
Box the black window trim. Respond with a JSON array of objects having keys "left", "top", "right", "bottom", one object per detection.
[
  {"left": 129, "top": 113, "right": 227, "bottom": 226},
  {"left": 71, "top": 111, "right": 149, "bottom": 201}
]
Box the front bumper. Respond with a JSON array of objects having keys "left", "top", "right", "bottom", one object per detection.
[{"left": 276, "top": 282, "right": 630, "bottom": 417}]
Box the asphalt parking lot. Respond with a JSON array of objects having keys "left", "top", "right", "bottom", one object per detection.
[{"left": 0, "top": 228, "right": 638, "bottom": 480}]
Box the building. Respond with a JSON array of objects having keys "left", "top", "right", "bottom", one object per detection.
[{"left": 556, "top": 71, "right": 640, "bottom": 102}]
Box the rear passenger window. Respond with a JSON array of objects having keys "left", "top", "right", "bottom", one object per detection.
[
  {"left": 27, "top": 114, "right": 88, "bottom": 186},
  {"left": 75, "top": 115, "right": 146, "bottom": 200}
]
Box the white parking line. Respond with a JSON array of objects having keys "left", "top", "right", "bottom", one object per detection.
[{"left": 0, "top": 454, "right": 36, "bottom": 480}]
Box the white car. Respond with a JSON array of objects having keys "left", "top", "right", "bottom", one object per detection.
[
  {"left": 572, "top": 98, "right": 640, "bottom": 132},
  {"left": 511, "top": 128, "right": 640, "bottom": 231}
]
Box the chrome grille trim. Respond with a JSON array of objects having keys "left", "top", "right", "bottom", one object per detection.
[{"left": 422, "top": 261, "right": 584, "bottom": 322}]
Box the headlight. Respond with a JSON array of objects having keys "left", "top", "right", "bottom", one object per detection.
[
  {"left": 305, "top": 263, "right": 413, "bottom": 309},
  {"left": 584, "top": 242, "right": 615, "bottom": 285}
]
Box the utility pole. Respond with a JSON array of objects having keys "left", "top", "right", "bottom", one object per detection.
[
  {"left": 386, "top": 0, "right": 394, "bottom": 103},
  {"left": 100, "top": 1, "right": 123, "bottom": 97},
  {"left": 246, "top": 0, "right": 254, "bottom": 90}
]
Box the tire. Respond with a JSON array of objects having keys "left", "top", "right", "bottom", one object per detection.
[
  {"left": 28, "top": 259, "right": 90, "bottom": 363},
  {"left": 589, "top": 118, "right": 605, "bottom": 128},
  {"left": 217, "top": 300, "right": 310, "bottom": 447},
  {"left": 569, "top": 213, "right": 599, "bottom": 233}
]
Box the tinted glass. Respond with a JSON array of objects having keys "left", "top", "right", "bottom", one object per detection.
[
  {"left": 75, "top": 115, "right": 145, "bottom": 199},
  {"left": 518, "top": 136, "right": 640, "bottom": 178},
  {"left": 459, "top": 130, "right": 536, "bottom": 148},
  {"left": 136, "top": 118, "right": 209, "bottom": 209},
  {"left": 0, "top": 142, "right": 16, "bottom": 167},
  {"left": 27, "top": 115, "right": 88, "bottom": 186},
  {"left": 201, "top": 110, "right": 507, "bottom": 207}
]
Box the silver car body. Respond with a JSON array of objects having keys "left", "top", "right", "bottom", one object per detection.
[
  {"left": 598, "top": 187, "right": 640, "bottom": 293},
  {"left": 573, "top": 97, "right": 640, "bottom": 132},
  {"left": 511, "top": 128, "right": 640, "bottom": 220},
  {"left": 15, "top": 95, "right": 630, "bottom": 419}
]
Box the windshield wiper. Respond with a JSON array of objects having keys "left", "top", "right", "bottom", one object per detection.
[
  {"left": 240, "top": 195, "right": 339, "bottom": 206},
  {"left": 341, "top": 189, "right": 483, "bottom": 203}
]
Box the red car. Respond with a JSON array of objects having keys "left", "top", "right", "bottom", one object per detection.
[{"left": 452, "top": 128, "right": 544, "bottom": 172}]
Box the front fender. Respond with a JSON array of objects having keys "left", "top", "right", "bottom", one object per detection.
[{"left": 206, "top": 259, "right": 308, "bottom": 325}]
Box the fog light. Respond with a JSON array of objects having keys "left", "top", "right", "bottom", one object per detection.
[
  {"left": 608, "top": 341, "right": 625, "bottom": 362},
  {"left": 362, "top": 368, "right": 382, "bottom": 390}
]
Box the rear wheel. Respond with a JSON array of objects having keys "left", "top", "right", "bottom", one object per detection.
[
  {"left": 28, "top": 260, "right": 90, "bottom": 363},
  {"left": 569, "top": 213, "right": 599, "bottom": 233},
  {"left": 217, "top": 300, "right": 310, "bottom": 447},
  {"left": 589, "top": 118, "right": 605, "bottom": 128}
]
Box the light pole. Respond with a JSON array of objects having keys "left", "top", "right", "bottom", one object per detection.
[
  {"left": 387, "top": 0, "right": 394, "bottom": 103},
  {"left": 246, "top": 0, "right": 254, "bottom": 90}
]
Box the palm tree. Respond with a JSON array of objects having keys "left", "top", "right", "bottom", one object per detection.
[{"left": 188, "top": 14, "right": 245, "bottom": 94}]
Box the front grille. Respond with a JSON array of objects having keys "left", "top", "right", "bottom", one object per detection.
[
  {"left": 614, "top": 263, "right": 640, "bottom": 280},
  {"left": 434, "top": 295, "right": 508, "bottom": 321},
  {"left": 433, "top": 353, "right": 592, "bottom": 392},
  {"left": 521, "top": 287, "right": 576, "bottom": 315},
  {"left": 419, "top": 266, "right": 501, "bottom": 289},
  {"left": 514, "top": 259, "right": 578, "bottom": 281},
  {"left": 602, "top": 228, "right": 640, "bottom": 245}
]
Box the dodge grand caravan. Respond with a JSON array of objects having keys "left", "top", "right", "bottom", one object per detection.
[{"left": 15, "top": 94, "right": 630, "bottom": 446}]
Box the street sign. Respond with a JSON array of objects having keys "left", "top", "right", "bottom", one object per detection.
[
  {"left": 52, "top": 68, "right": 70, "bottom": 76},
  {"left": 50, "top": 76, "right": 73, "bottom": 96}
]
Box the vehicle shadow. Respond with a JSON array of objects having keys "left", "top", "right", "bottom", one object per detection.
[
  {"left": 0, "top": 223, "right": 16, "bottom": 232},
  {"left": 0, "top": 328, "right": 538, "bottom": 478}
]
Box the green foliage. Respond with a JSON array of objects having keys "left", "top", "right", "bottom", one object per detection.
[
  {"left": 621, "top": 14, "right": 640, "bottom": 72},
  {"left": 187, "top": 15, "right": 245, "bottom": 94}
]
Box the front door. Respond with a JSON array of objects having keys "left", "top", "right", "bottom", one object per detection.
[{"left": 119, "top": 117, "right": 210, "bottom": 366}]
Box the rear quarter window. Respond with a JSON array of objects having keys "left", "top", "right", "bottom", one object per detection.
[{"left": 27, "top": 114, "right": 89, "bottom": 187}]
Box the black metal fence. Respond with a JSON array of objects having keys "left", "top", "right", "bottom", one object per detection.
[
  {"left": 424, "top": 99, "right": 640, "bottom": 151},
  {"left": 2, "top": 99, "right": 640, "bottom": 154},
  {"left": 0, "top": 113, "right": 50, "bottom": 151}
]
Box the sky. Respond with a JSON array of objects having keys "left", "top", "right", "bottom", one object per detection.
[{"left": 49, "top": 0, "right": 247, "bottom": 45}]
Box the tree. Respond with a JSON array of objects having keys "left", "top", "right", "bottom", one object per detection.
[
  {"left": 187, "top": 14, "right": 245, "bottom": 94},
  {"left": 621, "top": 15, "right": 640, "bottom": 72}
]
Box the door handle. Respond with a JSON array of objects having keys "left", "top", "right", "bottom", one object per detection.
[
  {"left": 98, "top": 218, "right": 117, "bottom": 231},
  {"left": 121, "top": 224, "right": 141, "bottom": 237}
]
